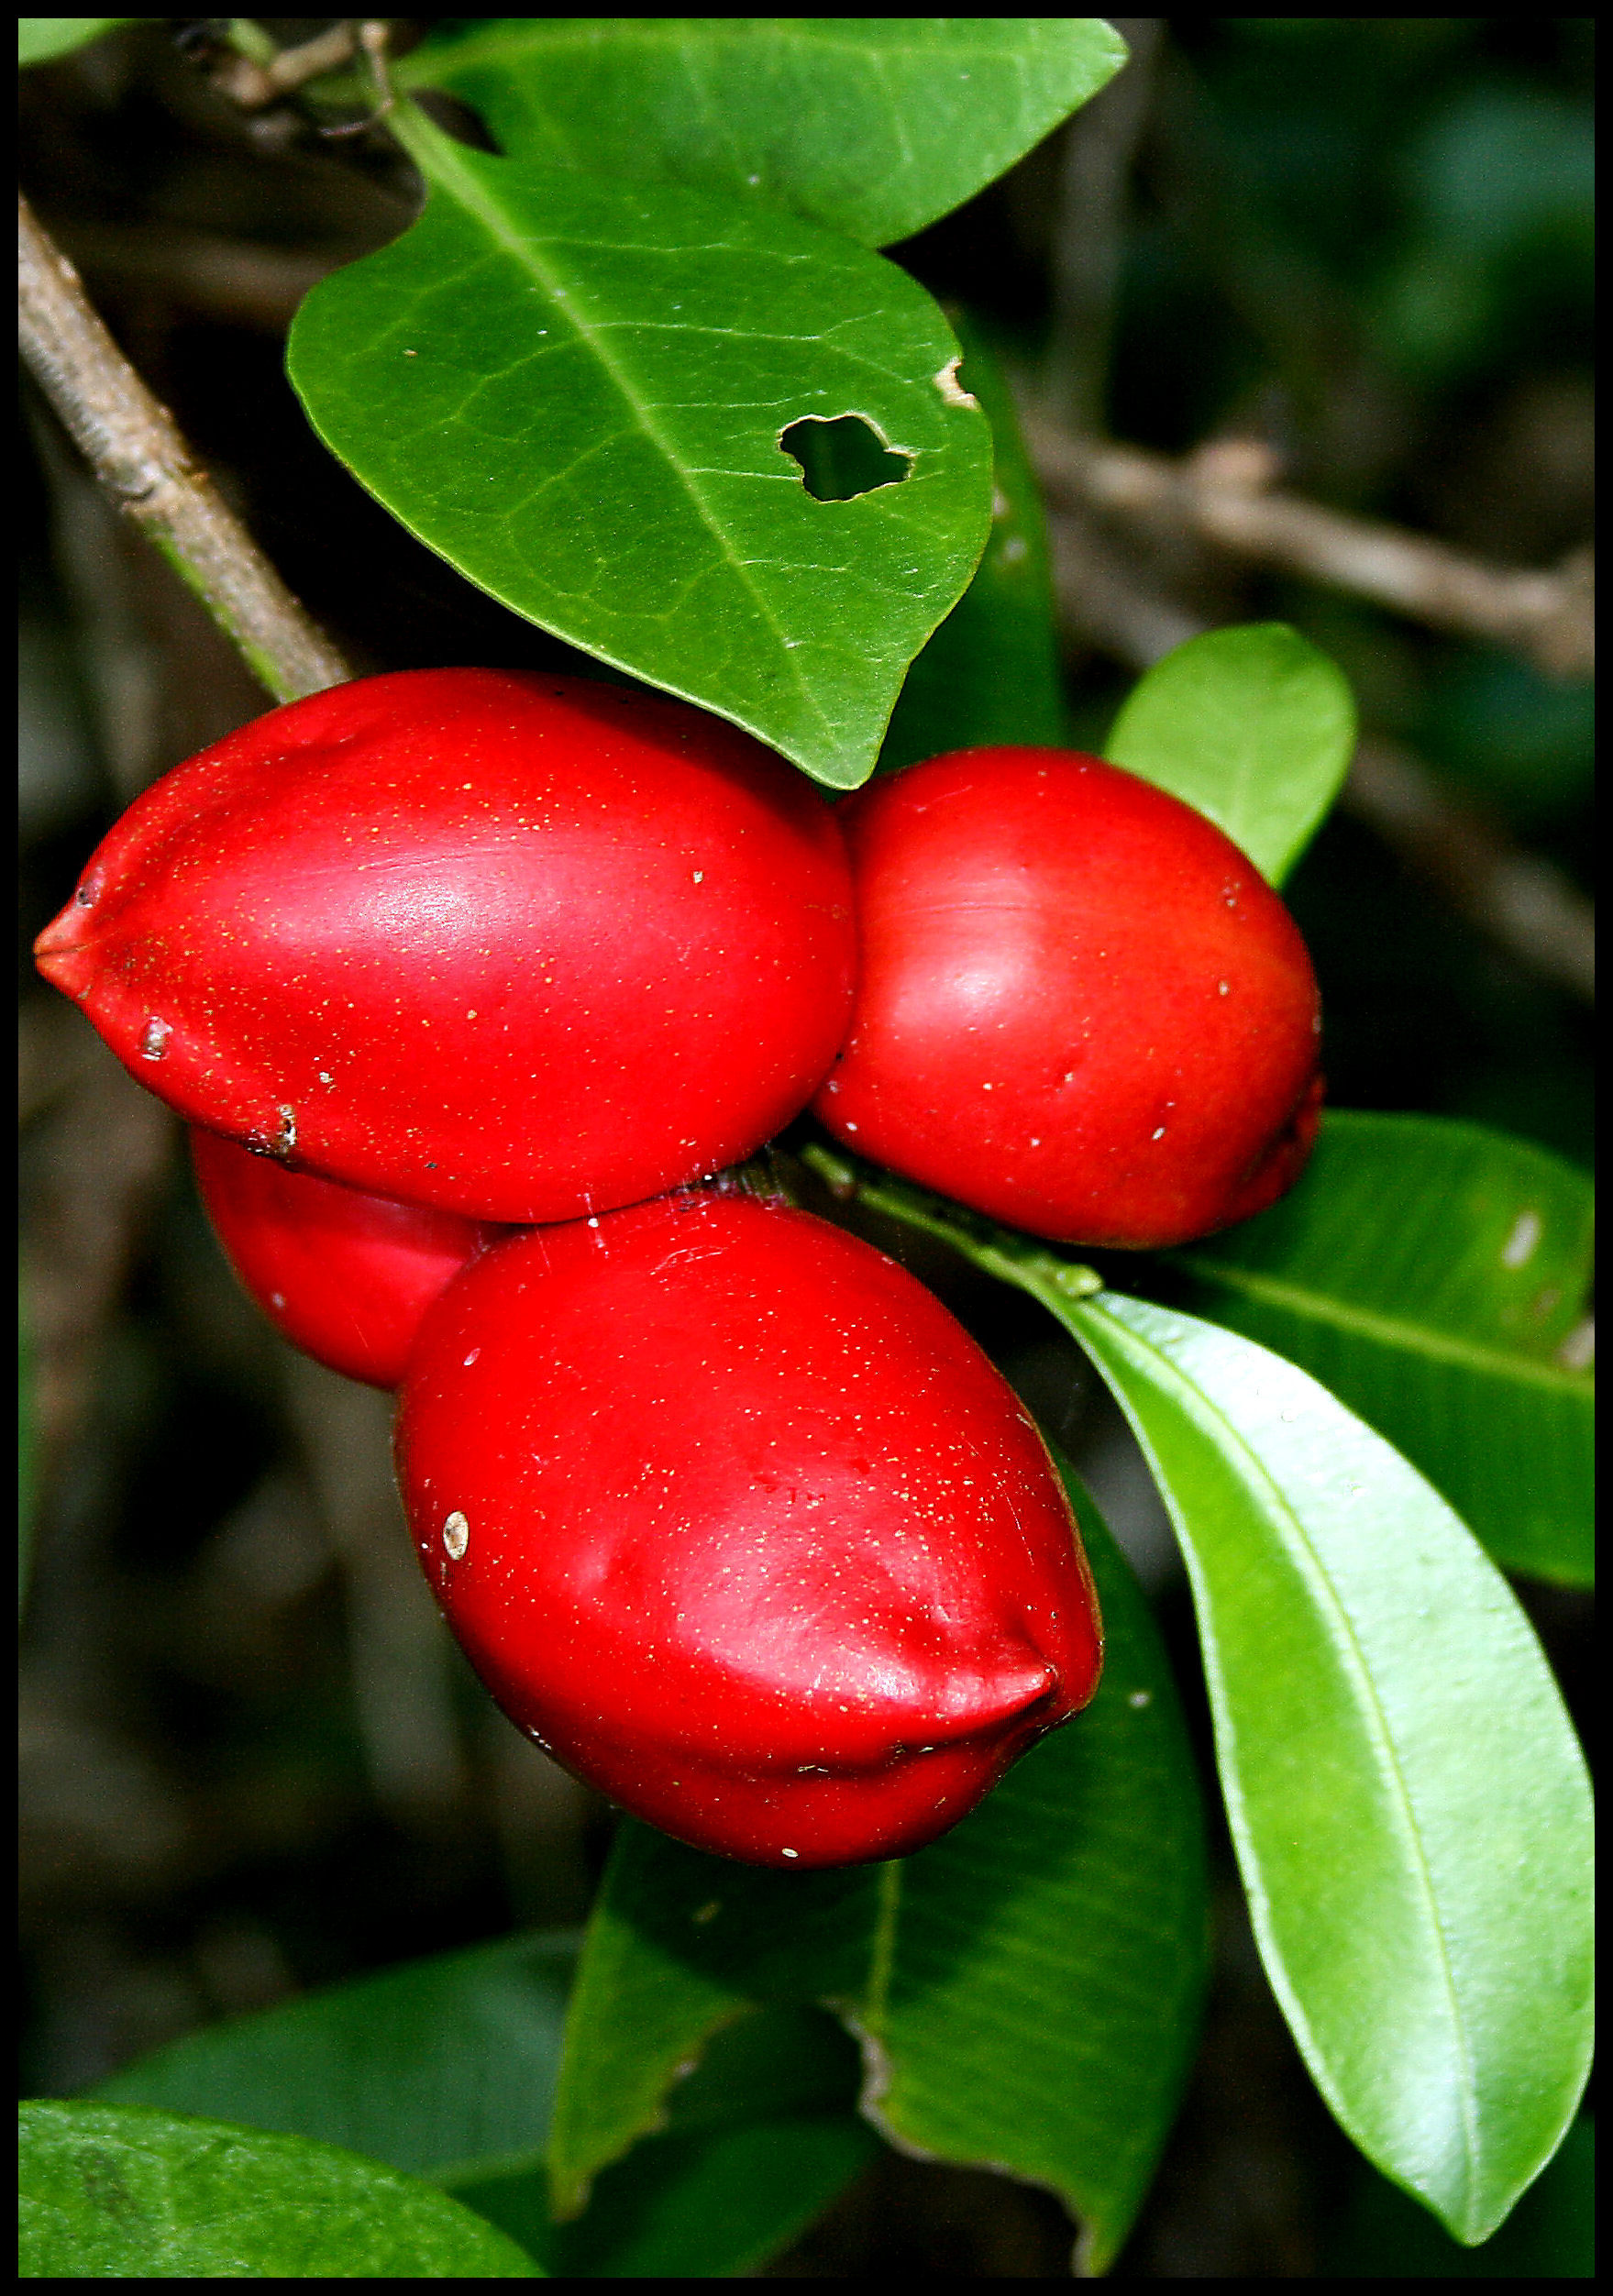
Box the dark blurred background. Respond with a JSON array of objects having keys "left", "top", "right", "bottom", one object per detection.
[{"left": 19, "top": 19, "right": 1593, "bottom": 2277}]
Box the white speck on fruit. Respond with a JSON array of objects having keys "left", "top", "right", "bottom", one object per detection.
[
  {"left": 780, "top": 1847, "right": 800, "bottom": 1859},
  {"left": 443, "top": 1512, "right": 470, "bottom": 1561},
  {"left": 271, "top": 1292, "right": 286, "bottom": 1310},
  {"left": 317, "top": 1071, "right": 333, "bottom": 1084},
  {"left": 1128, "top": 1689, "right": 1153, "bottom": 1709},
  {"left": 139, "top": 1017, "right": 171, "bottom": 1061},
  {"left": 1501, "top": 1210, "right": 1542, "bottom": 1268},
  {"left": 1151, "top": 1126, "right": 1166, "bottom": 1141},
  {"left": 463, "top": 1349, "right": 481, "bottom": 1368},
  {"left": 844, "top": 1121, "right": 858, "bottom": 1132},
  {"left": 1218, "top": 980, "right": 1230, "bottom": 997},
  {"left": 588, "top": 1217, "right": 600, "bottom": 1228}
]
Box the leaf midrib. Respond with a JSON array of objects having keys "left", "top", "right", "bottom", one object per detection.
[
  {"left": 1168, "top": 1251, "right": 1593, "bottom": 1392},
  {"left": 396, "top": 105, "right": 838, "bottom": 747}
]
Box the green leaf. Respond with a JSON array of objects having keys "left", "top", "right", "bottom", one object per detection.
[
  {"left": 402, "top": 17, "right": 1129, "bottom": 250},
  {"left": 18, "top": 2101, "right": 543, "bottom": 2277},
  {"left": 1067, "top": 1297, "right": 1592, "bottom": 2245},
  {"left": 94, "top": 1928, "right": 577, "bottom": 2185},
  {"left": 547, "top": 1474, "right": 1208, "bottom": 2274},
  {"left": 458, "top": 2009, "right": 878, "bottom": 2277},
  {"left": 1323, "top": 2114, "right": 1595, "bottom": 2279},
  {"left": 91, "top": 1932, "right": 871, "bottom": 2278},
  {"left": 17, "top": 17, "right": 135, "bottom": 65},
  {"left": 1166, "top": 1112, "right": 1594, "bottom": 1585},
  {"left": 877, "top": 307, "right": 1068, "bottom": 772},
  {"left": 797, "top": 1148, "right": 1594, "bottom": 2247},
  {"left": 1104, "top": 623, "right": 1356, "bottom": 882},
  {"left": 287, "top": 105, "right": 993, "bottom": 789}
]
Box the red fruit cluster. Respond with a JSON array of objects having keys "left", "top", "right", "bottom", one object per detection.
[{"left": 35, "top": 669, "right": 1323, "bottom": 1865}]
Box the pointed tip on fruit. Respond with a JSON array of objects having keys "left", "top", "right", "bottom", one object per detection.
[
  {"left": 32, "top": 907, "right": 93, "bottom": 995},
  {"left": 933, "top": 1648, "right": 1064, "bottom": 1741}
]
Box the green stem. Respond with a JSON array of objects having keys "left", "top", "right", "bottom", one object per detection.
[{"left": 797, "top": 1141, "right": 1106, "bottom": 1304}]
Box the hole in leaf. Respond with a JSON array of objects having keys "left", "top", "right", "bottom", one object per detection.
[{"left": 779, "top": 415, "right": 914, "bottom": 502}]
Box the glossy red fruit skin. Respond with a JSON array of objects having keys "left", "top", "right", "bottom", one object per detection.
[
  {"left": 813, "top": 746, "right": 1323, "bottom": 1248},
  {"left": 34, "top": 669, "right": 856, "bottom": 1223},
  {"left": 395, "top": 1191, "right": 1102, "bottom": 1870},
  {"left": 190, "top": 1126, "right": 506, "bottom": 1389}
]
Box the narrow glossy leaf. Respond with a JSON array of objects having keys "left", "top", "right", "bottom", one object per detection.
[
  {"left": 548, "top": 1477, "right": 1208, "bottom": 2273},
  {"left": 878, "top": 307, "right": 1068, "bottom": 773},
  {"left": 18, "top": 2101, "right": 543, "bottom": 2277},
  {"left": 1323, "top": 2114, "right": 1595, "bottom": 2279},
  {"left": 288, "top": 106, "right": 993, "bottom": 789},
  {"left": 797, "top": 1147, "right": 1594, "bottom": 2246},
  {"left": 1104, "top": 623, "right": 1356, "bottom": 882},
  {"left": 1166, "top": 1112, "right": 1594, "bottom": 1585},
  {"left": 402, "top": 17, "right": 1129, "bottom": 250},
  {"left": 1067, "top": 1297, "right": 1593, "bottom": 2245},
  {"left": 95, "top": 1929, "right": 577, "bottom": 2184},
  {"left": 18, "top": 18, "right": 135, "bottom": 65}
]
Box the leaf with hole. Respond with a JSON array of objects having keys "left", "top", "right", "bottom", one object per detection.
[
  {"left": 287, "top": 108, "right": 993, "bottom": 788},
  {"left": 878, "top": 306, "right": 1068, "bottom": 771},
  {"left": 1105, "top": 622, "right": 1356, "bottom": 882},
  {"left": 401, "top": 17, "right": 1130, "bottom": 249}
]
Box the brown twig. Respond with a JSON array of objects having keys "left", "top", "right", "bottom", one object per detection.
[
  {"left": 17, "top": 192, "right": 353, "bottom": 704},
  {"left": 1033, "top": 479, "right": 1595, "bottom": 1003},
  {"left": 209, "top": 19, "right": 364, "bottom": 109},
  {"left": 1024, "top": 414, "right": 1595, "bottom": 679},
  {"left": 1340, "top": 740, "right": 1595, "bottom": 1005}
]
